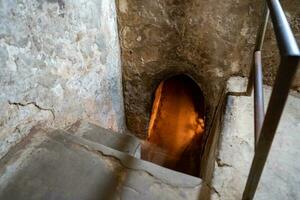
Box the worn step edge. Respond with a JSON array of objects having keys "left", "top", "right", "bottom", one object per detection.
[
  {"left": 48, "top": 129, "right": 203, "bottom": 188},
  {"left": 66, "top": 121, "right": 141, "bottom": 156}
]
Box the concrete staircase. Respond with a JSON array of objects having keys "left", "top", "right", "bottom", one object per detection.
[{"left": 0, "top": 121, "right": 214, "bottom": 200}]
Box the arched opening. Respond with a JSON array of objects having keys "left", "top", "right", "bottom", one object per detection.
[{"left": 141, "top": 74, "right": 206, "bottom": 176}]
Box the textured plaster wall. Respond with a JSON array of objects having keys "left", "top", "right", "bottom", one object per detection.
[
  {"left": 116, "top": 0, "right": 189, "bottom": 138},
  {"left": 116, "top": 0, "right": 257, "bottom": 138},
  {"left": 116, "top": 0, "right": 300, "bottom": 138},
  {"left": 0, "top": 0, "right": 125, "bottom": 158}
]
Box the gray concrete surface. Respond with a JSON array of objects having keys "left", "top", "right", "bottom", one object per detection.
[
  {"left": 211, "top": 86, "right": 300, "bottom": 200},
  {"left": 0, "top": 0, "right": 125, "bottom": 159},
  {"left": 0, "top": 128, "right": 214, "bottom": 200},
  {"left": 67, "top": 121, "right": 141, "bottom": 156}
]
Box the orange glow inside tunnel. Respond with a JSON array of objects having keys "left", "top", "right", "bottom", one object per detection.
[{"left": 142, "top": 75, "right": 205, "bottom": 176}]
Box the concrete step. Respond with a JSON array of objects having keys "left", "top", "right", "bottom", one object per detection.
[
  {"left": 211, "top": 86, "right": 300, "bottom": 200},
  {"left": 0, "top": 127, "right": 214, "bottom": 200},
  {"left": 66, "top": 121, "right": 141, "bottom": 157},
  {"left": 65, "top": 121, "right": 196, "bottom": 175}
]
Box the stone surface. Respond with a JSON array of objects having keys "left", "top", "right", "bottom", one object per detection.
[
  {"left": 116, "top": 0, "right": 300, "bottom": 138},
  {"left": 0, "top": 0, "right": 125, "bottom": 159},
  {"left": 0, "top": 128, "right": 214, "bottom": 200},
  {"left": 116, "top": 0, "right": 201, "bottom": 138},
  {"left": 226, "top": 76, "right": 248, "bottom": 94},
  {"left": 211, "top": 86, "right": 300, "bottom": 200},
  {"left": 67, "top": 121, "right": 141, "bottom": 156}
]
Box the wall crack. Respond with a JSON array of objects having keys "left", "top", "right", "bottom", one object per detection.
[
  {"left": 8, "top": 101, "right": 55, "bottom": 120},
  {"left": 216, "top": 157, "right": 232, "bottom": 168},
  {"left": 72, "top": 141, "right": 202, "bottom": 190}
]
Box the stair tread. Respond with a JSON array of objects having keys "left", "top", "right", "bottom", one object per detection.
[
  {"left": 67, "top": 121, "right": 140, "bottom": 156},
  {"left": 0, "top": 127, "right": 211, "bottom": 200}
]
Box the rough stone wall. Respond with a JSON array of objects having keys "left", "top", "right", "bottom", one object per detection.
[
  {"left": 116, "top": 0, "right": 256, "bottom": 138},
  {"left": 0, "top": 0, "right": 125, "bottom": 158},
  {"left": 116, "top": 0, "right": 188, "bottom": 138},
  {"left": 116, "top": 0, "right": 299, "bottom": 138}
]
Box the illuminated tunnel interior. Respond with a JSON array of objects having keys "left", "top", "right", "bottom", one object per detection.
[{"left": 141, "top": 74, "right": 206, "bottom": 176}]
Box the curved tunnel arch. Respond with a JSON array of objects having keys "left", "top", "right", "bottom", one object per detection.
[{"left": 142, "top": 74, "right": 206, "bottom": 176}]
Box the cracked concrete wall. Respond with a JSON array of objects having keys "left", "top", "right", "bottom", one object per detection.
[
  {"left": 116, "top": 0, "right": 300, "bottom": 138},
  {"left": 0, "top": 0, "right": 125, "bottom": 158}
]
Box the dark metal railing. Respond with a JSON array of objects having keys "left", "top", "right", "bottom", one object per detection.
[{"left": 242, "top": 0, "right": 300, "bottom": 199}]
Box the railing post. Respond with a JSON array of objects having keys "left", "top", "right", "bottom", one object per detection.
[
  {"left": 243, "top": 0, "right": 300, "bottom": 199},
  {"left": 242, "top": 56, "right": 299, "bottom": 200},
  {"left": 253, "top": 51, "right": 265, "bottom": 146},
  {"left": 246, "top": 4, "right": 269, "bottom": 96}
]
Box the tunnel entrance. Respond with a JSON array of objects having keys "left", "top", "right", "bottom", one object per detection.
[{"left": 141, "top": 74, "right": 206, "bottom": 177}]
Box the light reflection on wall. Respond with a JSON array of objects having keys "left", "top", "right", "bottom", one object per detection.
[{"left": 142, "top": 75, "right": 205, "bottom": 176}]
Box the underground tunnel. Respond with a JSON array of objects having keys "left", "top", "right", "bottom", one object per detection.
[{"left": 141, "top": 74, "right": 206, "bottom": 177}]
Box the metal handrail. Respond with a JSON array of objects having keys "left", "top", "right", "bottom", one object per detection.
[{"left": 242, "top": 0, "right": 300, "bottom": 199}]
